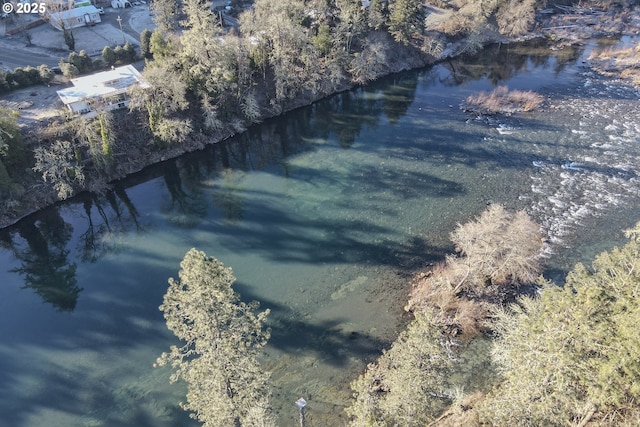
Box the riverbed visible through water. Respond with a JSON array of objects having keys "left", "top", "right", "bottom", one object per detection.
[{"left": 1, "top": 38, "right": 639, "bottom": 426}]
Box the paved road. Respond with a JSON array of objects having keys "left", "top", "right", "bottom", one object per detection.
[{"left": 0, "top": 47, "right": 61, "bottom": 70}]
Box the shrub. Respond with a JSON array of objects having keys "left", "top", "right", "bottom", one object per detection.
[
  {"left": 37, "top": 64, "right": 55, "bottom": 84},
  {"left": 60, "top": 62, "right": 80, "bottom": 78},
  {"left": 122, "top": 42, "right": 137, "bottom": 63},
  {"left": 140, "top": 29, "right": 152, "bottom": 59},
  {"left": 102, "top": 46, "right": 116, "bottom": 66},
  {"left": 461, "top": 86, "right": 544, "bottom": 114},
  {"left": 9, "top": 68, "right": 27, "bottom": 87},
  {"left": 589, "top": 42, "right": 640, "bottom": 86},
  {"left": 497, "top": 0, "right": 537, "bottom": 36},
  {"left": 8, "top": 67, "right": 40, "bottom": 88},
  {"left": 67, "top": 51, "right": 93, "bottom": 75},
  {"left": 149, "top": 30, "right": 171, "bottom": 59},
  {"left": 311, "top": 24, "right": 332, "bottom": 56},
  {"left": 113, "top": 45, "right": 124, "bottom": 63},
  {"left": 23, "top": 66, "right": 41, "bottom": 85},
  {"left": 347, "top": 309, "right": 455, "bottom": 426},
  {"left": 92, "top": 58, "right": 104, "bottom": 70},
  {"left": 80, "top": 51, "right": 93, "bottom": 73},
  {"left": 0, "top": 71, "right": 10, "bottom": 93}
]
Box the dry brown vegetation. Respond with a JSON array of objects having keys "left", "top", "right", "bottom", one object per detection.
[
  {"left": 497, "top": 0, "right": 537, "bottom": 37},
  {"left": 428, "top": 0, "right": 541, "bottom": 37},
  {"left": 539, "top": 1, "right": 640, "bottom": 48},
  {"left": 588, "top": 42, "right": 640, "bottom": 86},
  {"left": 406, "top": 205, "right": 543, "bottom": 339},
  {"left": 461, "top": 86, "right": 544, "bottom": 115}
]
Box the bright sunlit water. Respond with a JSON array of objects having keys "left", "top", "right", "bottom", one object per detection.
[{"left": 1, "top": 38, "right": 639, "bottom": 426}]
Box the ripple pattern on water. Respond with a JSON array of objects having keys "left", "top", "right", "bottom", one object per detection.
[{"left": 528, "top": 73, "right": 640, "bottom": 254}]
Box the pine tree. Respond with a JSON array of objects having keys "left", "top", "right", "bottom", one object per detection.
[
  {"left": 388, "top": 0, "right": 425, "bottom": 44},
  {"left": 482, "top": 223, "right": 640, "bottom": 426},
  {"left": 347, "top": 309, "right": 454, "bottom": 426},
  {"left": 156, "top": 249, "right": 275, "bottom": 427}
]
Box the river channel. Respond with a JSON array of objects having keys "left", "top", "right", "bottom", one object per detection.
[{"left": 1, "top": 38, "right": 639, "bottom": 426}]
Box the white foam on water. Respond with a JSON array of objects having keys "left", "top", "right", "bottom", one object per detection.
[{"left": 529, "top": 80, "right": 640, "bottom": 253}]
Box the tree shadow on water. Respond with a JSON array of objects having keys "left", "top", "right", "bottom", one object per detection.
[
  {"left": 233, "top": 286, "right": 399, "bottom": 369},
  {"left": 0, "top": 357, "right": 197, "bottom": 427}
]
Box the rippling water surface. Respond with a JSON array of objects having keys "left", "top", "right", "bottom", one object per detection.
[{"left": 1, "top": 39, "right": 639, "bottom": 426}]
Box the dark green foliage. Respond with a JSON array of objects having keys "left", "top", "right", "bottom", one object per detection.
[
  {"left": 102, "top": 46, "right": 116, "bottom": 66},
  {"left": 150, "top": 0, "right": 179, "bottom": 33},
  {"left": 59, "top": 61, "right": 80, "bottom": 78},
  {"left": 366, "top": 0, "right": 388, "bottom": 30},
  {"left": 113, "top": 45, "right": 124, "bottom": 63},
  {"left": 68, "top": 51, "right": 93, "bottom": 74},
  {"left": 0, "top": 70, "right": 11, "bottom": 93},
  {"left": 0, "top": 107, "right": 26, "bottom": 195},
  {"left": 121, "top": 42, "right": 137, "bottom": 63},
  {"left": 347, "top": 309, "right": 455, "bottom": 426},
  {"left": 9, "top": 68, "right": 32, "bottom": 88},
  {"left": 98, "top": 112, "right": 113, "bottom": 159},
  {"left": 0, "top": 159, "right": 11, "bottom": 196},
  {"left": 91, "top": 58, "right": 104, "bottom": 70},
  {"left": 63, "top": 28, "right": 75, "bottom": 51},
  {"left": 388, "top": 0, "right": 425, "bottom": 44},
  {"left": 149, "top": 30, "right": 171, "bottom": 60},
  {"left": 140, "top": 29, "right": 153, "bottom": 59},
  {"left": 312, "top": 24, "right": 332, "bottom": 56},
  {"left": 9, "top": 67, "right": 41, "bottom": 88},
  {"left": 0, "top": 65, "right": 54, "bottom": 92},
  {"left": 59, "top": 51, "right": 95, "bottom": 78},
  {"left": 37, "top": 64, "right": 54, "bottom": 85}
]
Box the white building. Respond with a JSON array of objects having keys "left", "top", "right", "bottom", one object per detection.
[
  {"left": 57, "top": 64, "right": 149, "bottom": 115},
  {"left": 49, "top": 5, "right": 101, "bottom": 31},
  {"left": 111, "top": 0, "right": 132, "bottom": 8}
]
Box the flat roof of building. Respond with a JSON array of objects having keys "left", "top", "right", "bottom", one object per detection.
[
  {"left": 57, "top": 64, "right": 149, "bottom": 105},
  {"left": 49, "top": 5, "right": 101, "bottom": 20}
]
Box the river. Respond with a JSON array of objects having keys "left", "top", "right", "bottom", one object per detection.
[{"left": 1, "top": 38, "right": 639, "bottom": 426}]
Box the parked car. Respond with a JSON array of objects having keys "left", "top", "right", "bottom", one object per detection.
[{"left": 97, "top": 6, "right": 104, "bottom": 13}]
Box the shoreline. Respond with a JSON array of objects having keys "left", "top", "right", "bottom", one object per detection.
[{"left": 1, "top": 3, "right": 639, "bottom": 230}]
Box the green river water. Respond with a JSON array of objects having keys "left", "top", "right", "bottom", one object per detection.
[{"left": 1, "top": 38, "right": 640, "bottom": 426}]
